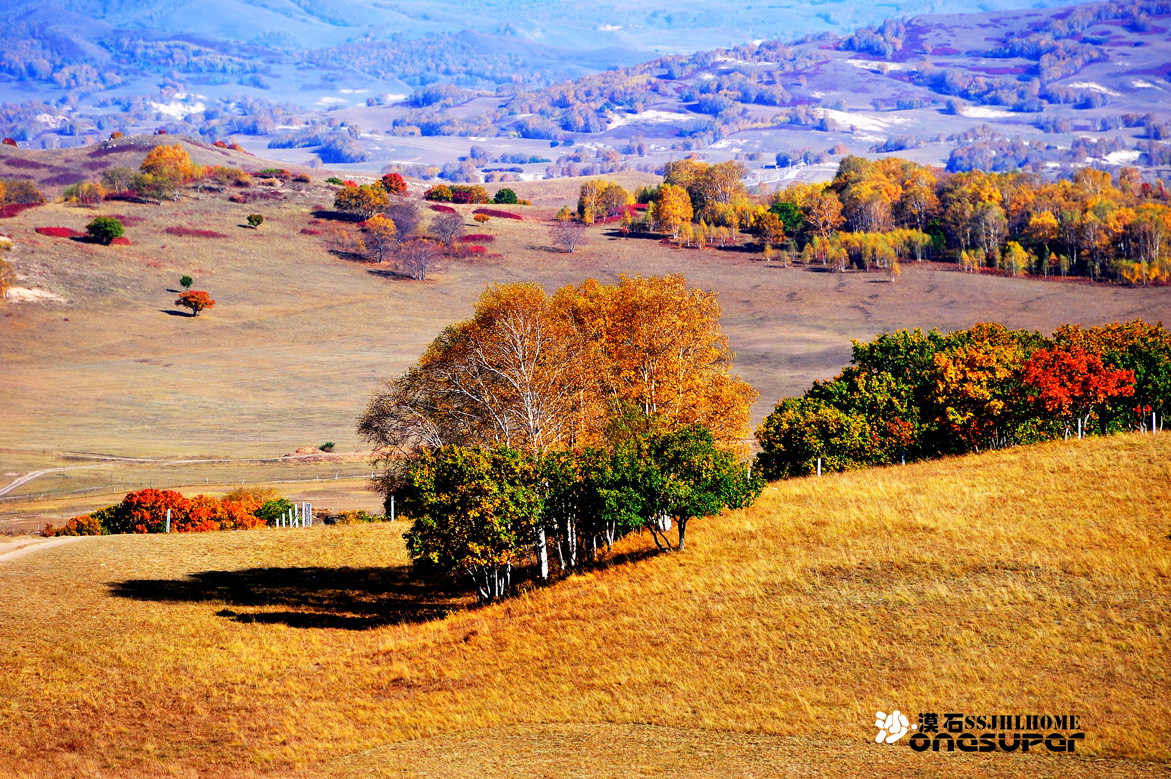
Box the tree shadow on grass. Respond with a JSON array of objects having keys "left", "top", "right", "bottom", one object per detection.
[
  {"left": 109, "top": 565, "right": 470, "bottom": 630},
  {"left": 159, "top": 309, "right": 193, "bottom": 316}
]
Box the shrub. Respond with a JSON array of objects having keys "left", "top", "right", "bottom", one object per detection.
[
  {"left": 429, "top": 204, "right": 457, "bottom": 213},
  {"left": 86, "top": 216, "right": 124, "bottom": 244},
  {"left": 459, "top": 234, "right": 495, "bottom": 243},
  {"left": 256, "top": 497, "right": 295, "bottom": 526},
  {"left": 36, "top": 226, "right": 84, "bottom": 238},
  {"left": 473, "top": 213, "right": 490, "bottom": 225},
  {"left": 300, "top": 228, "right": 321, "bottom": 236},
  {"left": 327, "top": 509, "right": 385, "bottom": 525},
  {"left": 43, "top": 510, "right": 110, "bottom": 537},
  {"left": 473, "top": 208, "right": 522, "bottom": 220},
  {"left": 164, "top": 226, "right": 228, "bottom": 238},
  {"left": 320, "top": 442, "right": 335, "bottom": 452},
  {"left": 179, "top": 275, "right": 193, "bottom": 289},
  {"left": 325, "top": 176, "right": 345, "bottom": 185},
  {"left": 246, "top": 213, "right": 264, "bottom": 228},
  {"left": 493, "top": 187, "right": 519, "bottom": 204},
  {"left": 0, "top": 202, "right": 42, "bottom": 219},
  {"left": 105, "top": 489, "right": 190, "bottom": 534},
  {"left": 423, "top": 184, "right": 453, "bottom": 202}
]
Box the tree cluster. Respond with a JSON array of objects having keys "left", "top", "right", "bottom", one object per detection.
[
  {"left": 756, "top": 320, "right": 1169, "bottom": 479},
  {"left": 360, "top": 276, "right": 760, "bottom": 599},
  {"left": 766, "top": 156, "right": 1171, "bottom": 284}
]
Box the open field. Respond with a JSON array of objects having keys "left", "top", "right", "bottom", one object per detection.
[
  {"left": 0, "top": 433, "right": 1166, "bottom": 776},
  {"left": 2, "top": 162, "right": 1170, "bottom": 523}
]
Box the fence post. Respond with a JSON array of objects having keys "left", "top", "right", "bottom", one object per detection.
[
  {"left": 816, "top": 457, "right": 822, "bottom": 477},
  {"left": 165, "top": 508, "right": 171, "bottom": 533},
  {"left": 390, "top": 495, "right": 395, "bottom": 522}
]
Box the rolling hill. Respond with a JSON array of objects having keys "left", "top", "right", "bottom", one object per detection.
[{"left": 0, "top": 432, "right": 1167, "bottom": 775}]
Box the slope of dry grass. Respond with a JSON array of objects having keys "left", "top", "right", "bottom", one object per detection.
[{"left": 0, "top": 432, "right": 1166, "bottom": 777}]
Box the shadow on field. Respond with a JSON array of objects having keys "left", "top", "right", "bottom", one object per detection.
[{"left": 109, "top": 565, "right": 467, "bottom": 630}]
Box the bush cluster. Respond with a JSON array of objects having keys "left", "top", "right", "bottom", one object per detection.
[
  {"left": 43, "top": 487, "right": 299, "bottom": 536},
  {"left": 756, "top": 320, "right": 1171, "bottom": 479}
]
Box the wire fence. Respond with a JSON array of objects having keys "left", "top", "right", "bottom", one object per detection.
[{"left": 0, "top": 470, "right": 380, "bottom": 505}]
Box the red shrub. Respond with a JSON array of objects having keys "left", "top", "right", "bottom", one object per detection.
[
  {"left": 300, "top": 228, "right": 322, "bottom": 236},
  {"left": 2, "top": 138, "right": 16, "bottom": 146},
  {"left": 473, "top": 208, "right": 522, "bottom": 220},
  {"left": 164, "top": 226, "right": 228, "bottom": 238},
  {"left": 110, "top": 237, "right": 131, "bottom": 245},
  {"left": 107, "top": 489, "right": 191, "bottom": 534},
  {"left": 213, "top": 140, "right": 228, "bottom": 148},
  {"left": 462, "top": 244, "right": 488, "bottom": 256},
  {"left": 36, "top": 226, "right": 84, "bottom": 238},
  {"left": 430, "top": 204, "right": 457, "bottom": 213},
  {"left": 0, "top": 202, "right": 43, "bottom": 219},
  {"left": 459, "top": 234, "right": 495, "bottom": 243}
]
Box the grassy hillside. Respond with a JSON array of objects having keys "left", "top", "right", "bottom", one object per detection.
[{"left": 0, "top": 433, "right": 1167, "bottom": 776}]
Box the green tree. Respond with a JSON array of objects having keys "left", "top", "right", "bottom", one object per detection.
[
  {"left": 401, "top": 446, "right": 542, "bottom": 601},
  {"left": 86, "top": 216, "right": 124, "bottom": 245},
  {"left": 179, "top": 275, "right": 193, "bottom": 290},
  {"left": 493, "top": 188, "right": 519, "bottom": 204},
  {"left": 246, "top": 213, "right": 264, "bottom": 229}
]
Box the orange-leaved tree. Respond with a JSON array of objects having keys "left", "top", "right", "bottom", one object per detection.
[
  {"left": 1022, "top": 347, "right": 1135, "bottom": 434},
  {"left": 176, "top": 290, "right": 216, "bottom": 316},
  {"left": 359, "top": 274, "right": 755, "bottom": 459}
]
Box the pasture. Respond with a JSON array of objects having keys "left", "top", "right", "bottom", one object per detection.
[
  {"left": 0, "top": 433, "right": 1166, "bottom": 776},
  {"left": 1, "top": 167, "right": 1170, "bottom": 526}
]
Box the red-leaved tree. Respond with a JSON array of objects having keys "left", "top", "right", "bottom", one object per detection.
[{"left": 1022, "top": 347, "right": 1135, "bottom": 432}]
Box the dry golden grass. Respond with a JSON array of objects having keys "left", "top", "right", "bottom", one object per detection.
[{"left": 0, "top": 432, "right": 1166, "bottom": 777}]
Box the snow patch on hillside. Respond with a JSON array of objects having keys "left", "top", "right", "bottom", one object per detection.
[
  {"left": 1106, "top": 150, "right": 1141, "bottom": 165},
  {"left": 607, "top": 110, "right": 694, "bottom": 129},
  {"left": 963, "top": 106, "right": 1013, "bottom": 119},
  {"left": 1067, "top": 81, "right": 1122, "bottom": 97}
]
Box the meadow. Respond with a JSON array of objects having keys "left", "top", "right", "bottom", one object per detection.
[
  {"left": 2, "top": 160, "right": 1170, "bottom": 526},
  {"left": 0, "top": 432, "right": 1166, "bottom": 776}
]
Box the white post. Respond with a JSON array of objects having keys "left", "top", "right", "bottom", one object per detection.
[
  {"left": 1077, "top": 418, "right": 1082, "bottom": 439},
  {"left": 165, "top": 508, "right": 171, "bottom": 533},
  {"left": 816, "top": 457, "right": 822, "bottom": 477},
  {"left": 305, "top": 503, "right": 312, "bottom": 527},
  {"left": 390, "top": 495, "right": 395, "bottom": 522}
]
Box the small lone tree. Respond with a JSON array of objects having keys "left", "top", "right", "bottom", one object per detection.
[
  {"left": 473, "top": 213, "right": 490, "bottom": 226},
  {"left": 179, "top": 275, "right": 193, "bottom": 290},
  {"left": 550, "top": 219, "right": 587, "bottom": 253},
  {"left": 380, "top": 172, "right": 408, "bottom": 196},
  {"left": 430, "top": 211, "right": 465, "bottom": 248},
  {"left": 86, "top": 216, "right": 124, "bottom": 245},
  {"left": 246, "top": 213, "right": 264, "bottom": 229},
  {"left": 176, "top": 290, "right": 216, "bottom": 317},
  {"left": 493, "top": 188, "right": 519, "bottom": 204},
  {"left": 363, "top": 214, "right": 398, "bottom": 263},
  {"left": 398, "top": 238, "right": 440, "bottom": 281}
]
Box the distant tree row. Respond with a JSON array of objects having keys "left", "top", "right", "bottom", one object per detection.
[
  {"left": 756, "top": 320, "right": 1171, "bottom": 479},
  {"left": 762, "top": 156, "right": 1171, "bottom": 284}
]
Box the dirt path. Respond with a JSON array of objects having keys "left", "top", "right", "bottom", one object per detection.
[{"left": 0, "top": 536, "right": 86, "bottom": 563}]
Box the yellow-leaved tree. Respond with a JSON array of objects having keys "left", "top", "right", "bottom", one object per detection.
[{"left": 359, "top": 274, "right": 755, "bottom": 458}]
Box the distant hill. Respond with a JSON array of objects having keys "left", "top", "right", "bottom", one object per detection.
[{"left": 2, "top": 1, "right": 1169, "bottom": 185}]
